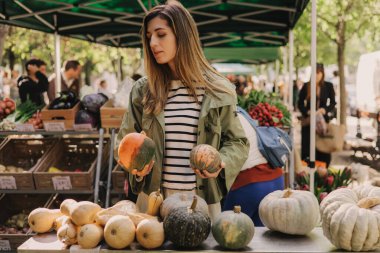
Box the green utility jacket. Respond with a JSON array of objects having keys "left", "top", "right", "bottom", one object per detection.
[{"left": 115, "top": 77, "right": 249, "bottom": 204}]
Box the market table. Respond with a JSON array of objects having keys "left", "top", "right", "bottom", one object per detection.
[{"left": 17, "top": 227, "right": 365, "bottom": 253}]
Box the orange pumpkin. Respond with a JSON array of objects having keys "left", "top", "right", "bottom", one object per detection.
[
  {"left": 118, "top": 131, "right": 156, "bottom": 173},
  {"left": 189, "top": 144, "right": 221, "bottom": 173}
]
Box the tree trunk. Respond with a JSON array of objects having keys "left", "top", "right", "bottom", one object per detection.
[
  {"left": 83, "top": 60, "right": 92, "bottom": 86},
  {"left": 338, "top": 42, "right": 346, "bottom": 126},
  {"left": 0, "top": 25, "right": 9, "bottom": 64}
]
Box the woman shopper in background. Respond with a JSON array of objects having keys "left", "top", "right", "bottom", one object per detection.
[
  {"left": 298, "top": 63, "right": 336, "bottom": 167},
  {"left": 115, "top": 1, "right": 249, "bottom": 221}
]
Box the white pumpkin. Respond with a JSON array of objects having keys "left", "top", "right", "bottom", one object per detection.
[
  {"left": 259, "top": 189, "right": 320, "bottom": 235},
  {"left": 320, "top": 185, "right": 380, "bottom": 251}
]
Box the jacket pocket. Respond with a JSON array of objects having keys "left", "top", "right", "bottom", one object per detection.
[{"left": 205, "top": 122, "right": 222, "bottom": 150}]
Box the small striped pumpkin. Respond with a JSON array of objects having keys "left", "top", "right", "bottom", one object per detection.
[
  {"left": 118, "top": 131, "right": 156, "bottom": 173},
  {"left": 190, "top": 144, "right": 221, "bottom": 173}
]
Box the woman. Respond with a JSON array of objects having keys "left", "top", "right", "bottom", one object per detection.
[
  {"left": 223, "top": 111, "right": 284, "bottom": 226},
  {"left": 298, "top": 63, "right": 336, "bottom": 166},
  {"left": 115, "top": 1, "right": 249, "bottom": 221},
  {"left": 17, "top": 59, "right": 49, "bottom": 106}
]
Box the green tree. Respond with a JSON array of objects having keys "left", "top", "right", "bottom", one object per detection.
[{"left": 294, "top": 0, "right": 380, "bottom": 126}]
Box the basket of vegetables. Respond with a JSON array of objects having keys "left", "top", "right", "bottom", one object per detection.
[
  {"left": 41, "top": 91, "right": 80, "bottom": 130},
  {"left": 0, "top": 194, "right": 54, "bottom": 251},
  {"left": 0, "top": 137, "right": 56, "bottom": 190},
  {"left": 34, "top": 137, "right": 109, "bottom": 191},
  {"left": 0, "top": 100, "right": 42, "bottom": 131}
]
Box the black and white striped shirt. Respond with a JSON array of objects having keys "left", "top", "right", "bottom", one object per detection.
[{"left": 162, "top": 80, "right": 205, "bottom": 190}]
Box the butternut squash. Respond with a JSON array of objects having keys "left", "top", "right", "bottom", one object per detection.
[
  {"left": 104, "top": 215, "right": 135, "bottom": 249},
  {"left": 28, "top": 208, "right": 62, "bottom": 233},
  {"left": 77, "top": 223, "right": 104, "bottom": 249},
  {"left": 69, "top": 201, "right": 101, "bottom": 226},
  {"left": 60, "top": 199, "right": 77, "bottom": 216},
  {"left": 146, "top": 189, "right": 163, "bottom": 216},
  {"left": 53, "top": 215, "right": 70, "bottom": 231},
  {"left": 136, "top": 219, "right": 165, "bottom": 249},
  {"left": 57, "top": 219, "right": 78, "bottom": 245},
  {"left": 127, "top": 212, "right": 158, "bottom": 227},
  {"left": 95, "top": 200, "right": 138, "bottom": 226}
]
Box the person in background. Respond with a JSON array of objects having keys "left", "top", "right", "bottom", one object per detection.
[
  {"left": 17, "top": 59, "right": 49, "bottom": 106},
  {"left": 223, "top": 111, "right": 284, "bottom": 226},
  {"left": 48, "top": 60, "right": 81, "bottom": 102},
  {"left": 115, "top": 1, "right": 249, "bottom": 222},
  {"left": 298, "top": 63, "right": 336, "bottom": 167}
]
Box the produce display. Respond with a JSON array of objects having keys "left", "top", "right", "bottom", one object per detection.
[
  {"left": 0, "top": 98, "right": 16, "bottom": 119},
  {"left": 248, "top": 102, "right": 284, "bottom": 127},
  {"left": 320, "top": 185, "right": 380, "bottom": 251},
  {"left": 118, "top": 131, "right": 156, "bottom": 173},
  {"left": 212, "top": 206, "right": 255, "bottom": 249},
  {"left": 0, "top": 100, "right": 42, "bottom": 130},
  {"left": 48, "top": 91, "right": 78, "bottom": 110},
  {"left": 238, "top": 90, "right": 291, "bottom": 127},
  {"left": 259, "top": 189, "right": 320, "bottom": 235},
  {"left": 0, "top": 211, "right": 29, "bottom": 234},
  {"left": 164, "top": 196, "right": 211, "bottom": 248},
  {"left": 0, "top": 164, "right": 25, "bottom": 173},
  {"left": 190, "top": 144, "right": 221, "bottom": 173}
]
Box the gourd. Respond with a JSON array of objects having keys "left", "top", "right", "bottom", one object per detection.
[
  {"left": 28, "top": 208, "right": 62, "bottom": 233},
  {"left": 259, "top": 189, "right": 320, "bottom": 235},
  {"left": 136, "top": 219, "right": 165, "bottom": 249},
  {"left": 95, "top": 200, "right": 138, "bottom": 226},
  {"left": 146, "top": 189, "right": 163, "bottom": 216},
  {"left": 57, "top": 219, "right": 78, "bottom": 245},
  {"left": 189, "top": 144, "right": 221, "bottom": 173},
  {"left": 118, "top": 131, "right": 156, "bottom": 173},
  {"left": 127, "top": 212, "right": 158, "bottom": 227},
  {"left": 164, "top": 196, "right": 211, "bottom": 248},
  {"left": 77, "top": 223, "right": 104, "bottom": 249},
  {"left": 53, "top": 215, "right": 70, "bottom": 231},
  {"left": 212, "top": 206, "right": 255, "bottom": 249},
  {"left": 320, "top": 185, "right": 380, "bottom": 251},
  {"left": 69, "top": 201, "right": 101, "bottom": 226},
  {"left": 60, "top": 199, "right": 77, "bottom": 216},
  {"left": 160, "top": 192, "right": 209, "bottom": 219},
  {"left": 104, "top": 215, "right": 135, "bottom": 249}
]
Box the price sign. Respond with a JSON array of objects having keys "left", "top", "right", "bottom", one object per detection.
[
  {"left": 0, "top": 240, "right": 11, "bottom": 251},
  {"left": 15, "top": 123, "right": 35, "bottom": 132},
  {"left": 0, "top": 176, "right": 17, "bottom": 190},
  {"left": 73, "top": 124, "right": 93, "bottom": 131},
  {"left": 52, "top": 176, "right": 72, "bottom": 190},
  {"left": 44, "top": 122, "right": 66, "bottom": 132}
]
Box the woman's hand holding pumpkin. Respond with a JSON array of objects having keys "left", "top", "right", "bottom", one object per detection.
[
  {"left": 131, "top": 160, "right": 155, "bottom": 178},
  {"left": 193, "top": 161, "right": 225, "bottom": 179}
]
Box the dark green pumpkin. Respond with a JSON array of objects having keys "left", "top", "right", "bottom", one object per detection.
[
  {"left": 189, "top": 144, "right": 221, "bottom": 173},
  {"left": 212, "top": 206, "right": 255, "bottom": 249},
  {"left": 164, "top": 196, "right": 211, "bottom": 248}
]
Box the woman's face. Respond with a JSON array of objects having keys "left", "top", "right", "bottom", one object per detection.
[{"left": 146, "top": 17, "right": 177, "bottom": 70}]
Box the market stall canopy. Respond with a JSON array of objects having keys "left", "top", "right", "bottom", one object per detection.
[
  {"left": 211, "top": 63, "right": 256, "bottom": 74},
  {"left": 205, "top": 47, "right": 279, "bottom": 64},
  {"left": 0, "top": 0, "right": 309, "bottom": 48}
]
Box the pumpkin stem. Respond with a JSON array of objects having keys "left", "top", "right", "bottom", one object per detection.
[
  {"left": 282, "top": 189, "right": 293, "bottom": 198},
  {"left": 140, "top": 131, "right": 146, "bottom": 136},
  {"left": 233, "top": 206, "right": 241, "bottom": 213},
  {"left": 156, "top": 189, "right": 161, "bottom": 196},
  {"left": 189, "top": 196, "right": 197, "bottom": 212},
  {"left": 357, "top": 197, "right": 380, "bottom": 209}
]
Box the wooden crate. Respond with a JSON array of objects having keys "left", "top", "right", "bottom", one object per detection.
[
  {"left": 100, "top": 100, "right": 127, "bottom": 129},
  {"left": 34, "top": 138, "right": 109, "bottom": 191},
  {"left": 41, "top": 102, "right": 80, "bottom": 130},
  {"left": 0, "top": 194, "right": 53, "bottom": 251},
  {"left": 112, "top": 164, "right": 126, "bottom": 192},
  {"left": 0, "top": 138, "right": 56, "bottom": 190}
]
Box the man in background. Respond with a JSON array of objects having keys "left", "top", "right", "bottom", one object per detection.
[{"left": 48, "top": 60, "right": 81, "bottom": 102}]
